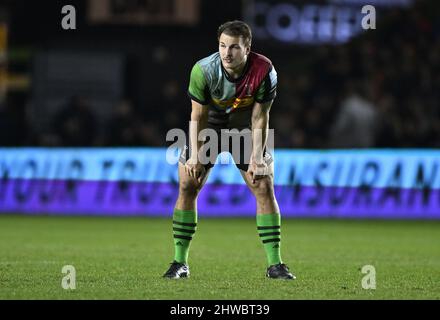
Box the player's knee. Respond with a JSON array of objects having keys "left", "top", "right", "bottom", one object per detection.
[
  {"left": 252, "top": 177, "right": 274, "bottom": 198},
  {"left": 179, "top": 179, "right": 201, "bottom": 197}
]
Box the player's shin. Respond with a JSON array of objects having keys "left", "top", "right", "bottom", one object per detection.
[
  {"left": 172, "top": 209, "right": 197, "bottom": 264},
  {"left": 256, "top": 213, "right": 282, "bottom": 266}
]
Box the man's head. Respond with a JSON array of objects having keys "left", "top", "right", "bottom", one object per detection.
[{"left": 217, "top": 20, "right": 252, "bottom": 71}]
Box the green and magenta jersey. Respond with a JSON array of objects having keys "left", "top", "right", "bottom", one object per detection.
[{"left": 188, "top": 51, "right": 277, "bottom": 129}]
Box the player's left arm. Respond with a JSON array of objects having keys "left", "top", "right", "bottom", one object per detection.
[
  {"left": 248, "top": 65, "right": 277, "bottom": 182},
  {"left": 250, "top": 100, "right": 273, "bottom": 166}
]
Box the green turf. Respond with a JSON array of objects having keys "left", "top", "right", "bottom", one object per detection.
[{"left": 0, "top": 215, "right": 439, "bottom": 299}]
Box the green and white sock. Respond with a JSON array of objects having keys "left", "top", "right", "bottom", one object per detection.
[
  {"left": 257, "top": 213, "right": 282, "bottom": 266},
  {"left": 173, "top": 209, "right": 197, "bottom": 264}
]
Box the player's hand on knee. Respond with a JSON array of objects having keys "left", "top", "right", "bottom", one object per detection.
[
  {"left": 185, "top": 159, "right": 206, "bottom": 183},
  {"left": 247, "top": 162, "right": 268, "bottom": 184}
]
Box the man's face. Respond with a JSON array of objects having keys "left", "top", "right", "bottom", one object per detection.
[{"left": 219, "top": 33, "right": 250, "bottom": 70}]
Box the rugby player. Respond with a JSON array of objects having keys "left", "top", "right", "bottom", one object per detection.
[{"left": 163, "top": 20, "right": 294, "bottom": 280}]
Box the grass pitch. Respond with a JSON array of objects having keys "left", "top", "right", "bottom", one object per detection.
[{"left": 0, "top": 215, "right": 438, "bottom": 300}]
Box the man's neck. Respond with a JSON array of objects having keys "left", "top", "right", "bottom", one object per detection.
[{"left": 224, "top": 57, "right": 248, "bottom": 79}]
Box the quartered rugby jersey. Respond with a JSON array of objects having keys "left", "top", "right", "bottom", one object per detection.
[{"left": 188, "top": 51, "right": 277, "bottom": 129}]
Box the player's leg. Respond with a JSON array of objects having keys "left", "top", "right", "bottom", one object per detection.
[
  {"left": 175, "top": 161, "right": 211, "bottom": 210},
  {"left": 164, "top": 161, "right": 212, "bottom": 279},
  {"left": 239, "top": 159, "right": 295, "bottom": 280}
]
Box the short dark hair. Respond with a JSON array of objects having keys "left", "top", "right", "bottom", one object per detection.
[{"left": 217, "top": 20, "right": 252, "bottom": 47}]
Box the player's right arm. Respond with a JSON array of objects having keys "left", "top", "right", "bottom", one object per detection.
[
  {"left": 186, "top": 100, "right": 208, "bottom": 182},
  {"left": 186, "top": 63, "right": 210, "bottom": 182}
]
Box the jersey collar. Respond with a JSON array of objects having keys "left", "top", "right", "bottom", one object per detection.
[{"left": 221, "top": 53, "right": 251, "bottom": 83}]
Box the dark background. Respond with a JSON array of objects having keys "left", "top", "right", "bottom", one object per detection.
[{"left": 0, "top": 0, "right": 438, "bottom": 148}]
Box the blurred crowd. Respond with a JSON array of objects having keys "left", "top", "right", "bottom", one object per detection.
[
  {"left": 273, "top": 5, "right": 439, "bottom": 148},
  {"left": 0, "top": 95, "right": 165, "bottom": 147},
  {"left": 0, "top": 4, "right": 438, "bottom": 148}
]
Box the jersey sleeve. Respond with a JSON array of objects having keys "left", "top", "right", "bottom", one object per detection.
[
  {"left": 255, "top": 65, "right": 277, "bottom": 103},
  {"left": 188, "top": 63, "right": 210, "bottom": 105}
]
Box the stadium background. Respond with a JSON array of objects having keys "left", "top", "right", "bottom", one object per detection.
[{"left": 0, "top": 0, "right": 439, "bottom": 300}]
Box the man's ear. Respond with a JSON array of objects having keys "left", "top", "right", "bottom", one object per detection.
[{"left": 246, "top": 45, "right": 251, "bottom": 55}]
